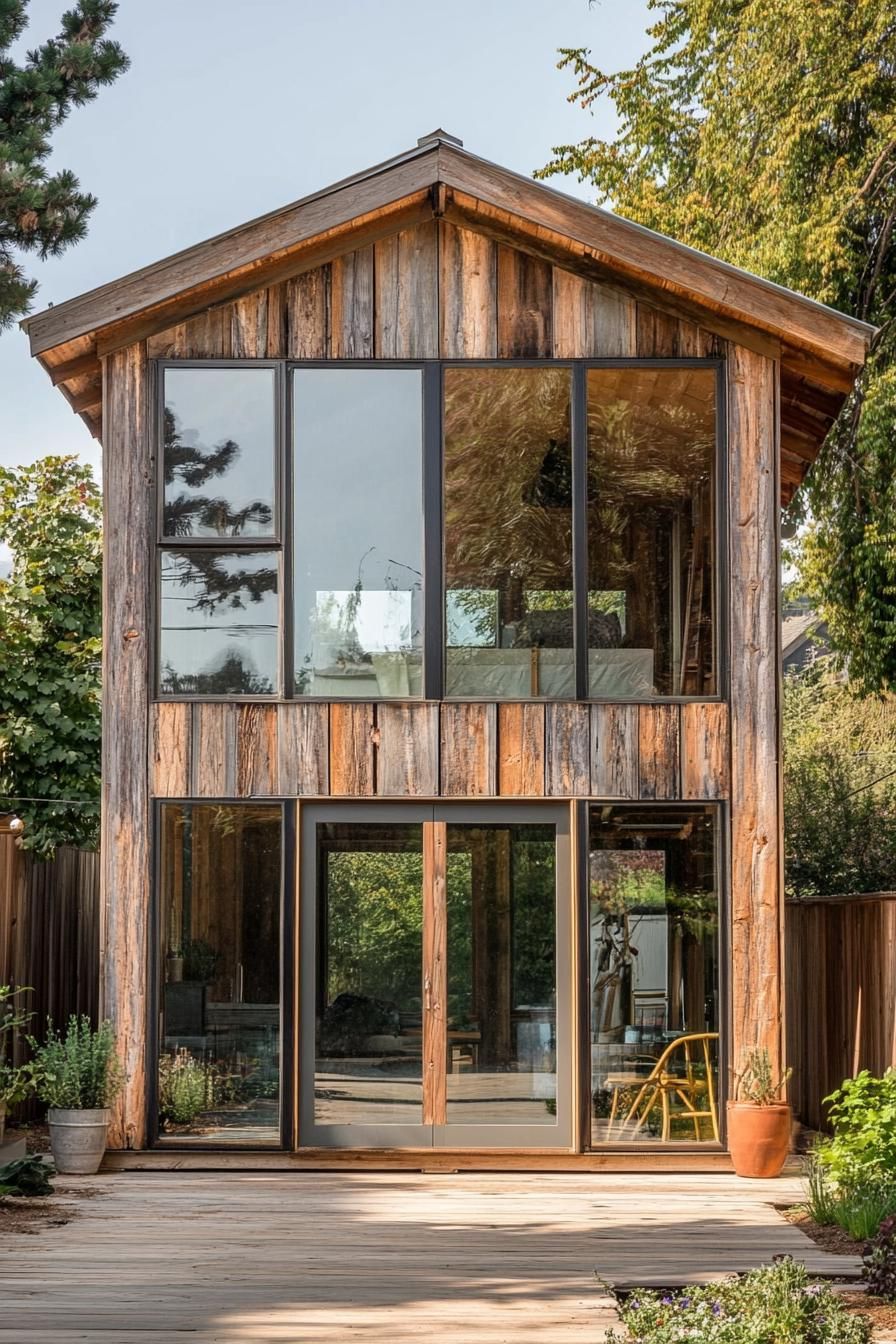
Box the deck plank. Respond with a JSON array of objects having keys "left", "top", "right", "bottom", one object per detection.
[{"left": 0, "top": 1172, "right": 859, "bottom": 1341}]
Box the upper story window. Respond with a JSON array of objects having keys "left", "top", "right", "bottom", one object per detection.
[{"left": 156, "top": 360, "right": 720, "bottom": 701}]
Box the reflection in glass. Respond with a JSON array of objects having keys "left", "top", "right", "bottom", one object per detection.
[
  {"left": 162, "top": 367, "right": 276, "bottom": 538},
  {"left": 157, "top": 804, "right": 282, "bottom": 1145},
  {"left": 589, "top": 805, "right": 719, "bottom": 1146},
  {"left": 444, "top": 368, "right": 573, "bottom": 698},
  {"left": 445, "top": 825, "right": 557, "bottom": 1125},
  {"left": 587, "top": 367, "right": 716, "bottom": 696},
  {"left": 293, "top": 370, "right": 423, "bottom": 697},
  {"left": 159, "top": 549, "right": 278, "bottom": 694},
  {"left": 314, "top": 823, "right": 423, "bottom": 1126}
]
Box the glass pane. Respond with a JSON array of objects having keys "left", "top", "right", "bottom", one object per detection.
[
  {"left": 445, "top": 824, "right": 557, "bottom": 1125},
  {"left": 162, "top": 367, "right": 275, "bottom": 538},
  {"left": 587, "top": 367, "right": 716, "bottom": 696},
  {"left": 314, "top": 822, "right": 423, "bottom": 1125},
  {"left": 588, "top": 805, "right": 720, "bottom": 1146},
  {"left": 444, "top": 368, "right": 573, "bottom": 698},
  {"left": 293, "top": 370, "right": 423, "bottom": 697},
  {"left": 158, "top": 804, "right": 282, "bottom": 1145},
  {"left": 159, "top": 549, "right": 278, "bottom": 695}
]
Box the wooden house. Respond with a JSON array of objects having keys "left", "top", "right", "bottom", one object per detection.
[{"left": 22, "top": 131, "right": 874, "bottom": 1164}]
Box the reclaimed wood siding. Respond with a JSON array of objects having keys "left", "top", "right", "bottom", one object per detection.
[
  {"left": 102, "top": 343, "right": 151, "bottom": 1149},
  {"left": 149, "top": 700, "right": 730, "bottom": 801},
  {"left": 144, "top": 226, "right": 734, "bottom": 811},
  {"left": 727, "top": 344, "right": 783, "bottom": 1075}
]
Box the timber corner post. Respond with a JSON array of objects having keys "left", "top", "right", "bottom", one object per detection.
[{"left": 100, "top": 343, "right": 152, "bottom": 1148}]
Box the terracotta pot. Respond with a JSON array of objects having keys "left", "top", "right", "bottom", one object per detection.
[{"left": 727, "top": 1101, "right": 792, "bottom": 1178}]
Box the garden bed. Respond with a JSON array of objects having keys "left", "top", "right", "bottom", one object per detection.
[{"left": 781, "top": 1203, "right": 864, "bottom": 1255}]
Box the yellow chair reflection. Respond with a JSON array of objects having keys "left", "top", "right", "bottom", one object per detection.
[{"left": 607, "top": 1031, "right": 719, "bottom": 1142}]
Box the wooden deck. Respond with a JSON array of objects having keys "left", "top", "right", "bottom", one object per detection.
[{"left": 1, "top": 1172, "right": 860, "bottom": 1342}]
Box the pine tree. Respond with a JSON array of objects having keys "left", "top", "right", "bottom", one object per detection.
[{"left": 0, "top": 0, "right": 129, "bottom": 329}]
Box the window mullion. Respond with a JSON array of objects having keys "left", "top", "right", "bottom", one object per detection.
[{"left": 571, "top": 363, "right": 589, "bottom": 701}]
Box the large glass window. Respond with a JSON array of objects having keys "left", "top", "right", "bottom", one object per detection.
[
  {"left": 157, "top": 804, "right": 283, "bottom": 1146},
  {"left": 159, "top": 549, "right": 279, "bottom": 694},
  {"left": 156, "top": 360, "right": 719, "bottom": 701},
  {"left": 444, "top": 367, "right": 574, "bottom": 698},
  {"left": 587, "top": 368, "right": 717, "bottom": 696},
  {"left": 293, "top": 369, "right": 424, "bottom": 697},
  {"left": 588, "top": 805, "right": 720, "bottom": 1146}
]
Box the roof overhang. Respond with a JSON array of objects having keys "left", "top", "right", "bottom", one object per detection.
[{"left": 22, "top": 131, "right": 876, "bottom": 499}]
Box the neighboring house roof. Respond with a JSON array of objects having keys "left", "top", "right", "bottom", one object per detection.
[
  {"left": 782, "top": 612, "right": 821, "bottom": 660},
  {"left": 21, "top": 129, "right": 876, "bottom": 494}
]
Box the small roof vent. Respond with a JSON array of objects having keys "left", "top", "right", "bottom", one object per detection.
[{"left": 417, "top": 128, "right": 463, "bottom": 148}]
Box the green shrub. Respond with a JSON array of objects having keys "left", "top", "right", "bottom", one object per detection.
[
  {"left": 29, "top": 1017, "right": 123, "bottom": 1110},
  {"left": 609, "top": 1258, "right": 869, "bottom": 1343},
  {"left": 158, "top": 1050, "right": 210, "bottom": 1126},
  {"left": 819, "top": 1070, "right": 896, "bottom": 1187},
  {"left": 863, "top": 1213, "right": 896, "bottom": 1300},
  {"left": 734, "top": 1047, "right": 792, "bottom": 1105}
]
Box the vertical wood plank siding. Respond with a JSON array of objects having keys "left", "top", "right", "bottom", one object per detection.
[
  {"left": 102, "top": 342, "right": 151, "bottom": 1148},
  {"left": 121, "top": 215, "right": 776, "bottom": 1155},
  {"left": 727, "top": 343, "right": 783, "bottom": 1074}
]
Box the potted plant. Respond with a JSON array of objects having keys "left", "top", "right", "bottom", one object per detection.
[
  {"left": 30, "top": 1016, "right": 123, "bottom": 1174},
  {"left": 728, "top": 1047, "right": 793, "bottom": 1178},
  {"left": 0, "top": 985, "right": 35, "bottom": 1146}
]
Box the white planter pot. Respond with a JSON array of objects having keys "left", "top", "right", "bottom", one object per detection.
[{"left": 47, "top": 1107, "right": 110, "bottom": 1175}]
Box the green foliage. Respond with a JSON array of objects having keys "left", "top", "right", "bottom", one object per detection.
[
  {"left": 29, "top": 1015, "right": 122, "bottom": 1110},
  {"left": 540, "top": 1, "right": 896, "bottom": 691},
  {"left": 783, "top": 673, "right": 896, "bottom": 898},
  {"left": 0, "top": 984, "right": 35, "bottom": 1106},
  {"left": 609, "top": 1258, "right": 870, "bottom": 1343},
  {"left": 0, "top": 457, "right": 101, "bottom": 857},
  {"left": 804, "top": 1155, "right": 896, "bottom": 1240},
  {"left": 819, "top": 1070, "right": 896, "bottom": 1188},
  {"left": 158, "top": 1050, "right": 210, "bottom": 1126},
  {"left": 863, "top": 1213, "right": 896, "bottom": 1299},
  {"left": 734, "top": 1048, "right": 792, "bottom": 1106},
  {"left": 0, "top": 1, "right": 129, "bottom": 328},
  {"left": 0, "top": 1155, "right": 54, "bottom": 1198}
]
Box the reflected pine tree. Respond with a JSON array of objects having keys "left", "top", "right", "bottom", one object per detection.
[{"left": 163, "top": 406, "right": 273, "bottom": 537}]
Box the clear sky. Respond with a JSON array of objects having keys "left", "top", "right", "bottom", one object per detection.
[{"left": 0, "top": 0, "right": 652, "bottom": 478}]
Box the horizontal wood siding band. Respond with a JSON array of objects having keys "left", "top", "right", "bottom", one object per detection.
[
  {"left": 235, "top": 704, "right": 279, "bottom": 796},
  {"left": 545, "top": 704, "right": 591, "bottom": 796},
  {"left": 440, "top": 703, "right": 497, "bottom": 796},
  {"left": 637, "top": 704, "right": 681, "bottom": 800},
  {"left": 329, "top": 702, "right": 376, "bottom": 795},
  {"left": 497, "top": 703, "right": 545, "bottom": 796},
  {"left": 376, "top": 703, "right": 439, "bottom": 796},
  {"left": 590, "top": 704, "right": 639, "bottom": 799},
  {"left": 150, "top": 703, "right": 190, "bottom": 797},
  {"left": 277, "top": 702, "right": 329, "bottom": 795},
  {"left": 191, "top": 703, "right": 236, "bottom": 797},
  {"left": 681, "top": 702, "right": 730, "bottom": 800}
]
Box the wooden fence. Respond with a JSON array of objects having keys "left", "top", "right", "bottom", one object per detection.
[
  {"left": 0, "top": 832, "right": 100, "bottom": 1116},
  {"left": 786, "top": 892, "right": 896, "bottom": 1131}
]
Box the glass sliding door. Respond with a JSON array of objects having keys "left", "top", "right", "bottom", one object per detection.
[
  {"left": 299, "top": 804, "right": 571, "bottom": 1149},
  {"left": 156, "top": 803, "right": 284, "bottom": 1146},
  {"left": 588, "top": 805, "right": 721, "bottom": 1146},
  {"left": 300, "top": 808, "right": 430, "bottom": 1146}
]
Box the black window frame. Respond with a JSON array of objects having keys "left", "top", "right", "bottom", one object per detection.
[{"left": 152, "top": 357, "right": 727, "bottom": 704}]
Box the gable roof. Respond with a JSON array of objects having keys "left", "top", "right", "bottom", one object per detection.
[{"left": 21, "top": 130, "right": 876, "bottom": 491}]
